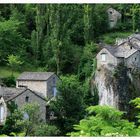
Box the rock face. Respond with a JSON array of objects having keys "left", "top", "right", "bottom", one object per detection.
[
  {"left": 95, "top": 66, "right": 119, "bottom": 108},
  {"left": 94, "top": 63, "right": 140, "bottom": 111},
  {"left": 95, "top": 34, "right": 140, "bottom": 111}
]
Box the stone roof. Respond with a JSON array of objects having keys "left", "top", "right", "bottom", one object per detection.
[
  {"left": 130, "top": 34, "right": 140, "bottom": 41},
  {"left": 103, "top": 45, "right": 117, "bottom": 56},
  {"left": 102, "top": 34, "right": 140, "bottom": 58},
  {"left": 17, "top": 72, "right": 54, "bottom": 81},
  {"left": 0, "top": 86, "right": 46, "bottom": 102},
  {"left": 0, "top": 87, "right": 26, "bottom": 101}
]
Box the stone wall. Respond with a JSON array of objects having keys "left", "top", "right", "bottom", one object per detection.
[
  {"left": 116, "top": 42, "right": 137, "bottom": 58},
  {"left": 9, "top": 89, "right": 46, "bottom": 121},
  {"left": 126, "top": 51, "right": 140, "bottom": 69},
  {"left": 96, "top": 48, "right": 118, "bottom": 69},
  {"left": 16, "top": 74, "right": 59, "bottom": 99},
  {"left": 107, "top": 8, "right": 121, "bottom": 28},
  {"left": 47, "top": 75, "right": 59, "bottom": 99},
  {"left": 16, "top": 80, "right": 47, "bottom": 97}
]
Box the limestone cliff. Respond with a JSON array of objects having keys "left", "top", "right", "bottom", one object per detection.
[{"left": 93, "top": 63, "right": 140, "bottom": 111}]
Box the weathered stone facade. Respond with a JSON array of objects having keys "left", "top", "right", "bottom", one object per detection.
[
  {"left": 9, "top": 89, "right": 47, "bottom": 121},
  {"left": 47, "top": 74, "right": 59, "bottom": 99},
  {"left": 16, "top": 72, "right": 59, "bottom": 99},
  {"left": 107, "top": 8, "right": 121, "bottom": 28},
  {"left": 126, "top": 51, "right": 140, "bottom": 69},
  {"left": 0, "top": 72, "right": 59, "bottom": 125},
  {"left": 16, "top": 80, "right": 47, "bottom": 97},
  {"left": 0, "top": 87, "right": 47, "bottom": 124},
  {"left": 97, "top": 34, "right": 140, "bottom": 70},
  {"left": 96, "top": 48, "right": 118, "bottom": 69}
]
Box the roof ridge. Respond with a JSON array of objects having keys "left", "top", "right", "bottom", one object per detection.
[{"left": 17, "top": 72, "right": 55, "bottom": 81}]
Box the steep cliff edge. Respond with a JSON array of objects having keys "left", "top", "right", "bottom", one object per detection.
[{"left": 93, "top": 63, "right": 140, "bottom": 111}]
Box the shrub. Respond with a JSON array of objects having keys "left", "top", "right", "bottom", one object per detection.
[
  {"left": 34, "top": 124, "right": 60, "bottom": 136},
  {"left": 1, "top": 75, "right": 16, "bottom": 87},
  {"left": 68, "top": 105, "right": 139, "bottom": 136}
]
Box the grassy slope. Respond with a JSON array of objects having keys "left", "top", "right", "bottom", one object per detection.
[
  {"left": 101, "top": 31, "right": 133, "bottom": 45},
  {"left": 0, "top": 66, "right": 20, "bottom": 78},
  {"left": 0, "top": 66, "right": 48, "bottom": 78}
]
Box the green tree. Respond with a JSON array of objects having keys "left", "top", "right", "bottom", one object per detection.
[
  {"left": 129, "top": 4, "right": 140, "bottom": 32},
  {"left": 17, "top": 103, "right": 41, "bottom": 136},
  {"left": 7, "top": 54, "right": 23, "bottom": 75},
  {"left": 69, "top": 105, "right": 139, "bottom": 136},
  {"left": 34, "top": 124, "right": 60, "bottom": 136},
  {"left": 0, "top": 19, "right": 29, "bottom": 65},
  {"left": 130, "top": 98, "right": 140, "bottom": 125},
  {"left": 78, "top": 42, "right": 98, "bottom": 81},
  {"left": 0, "top": 101, "right": 23, "bottom": 136},
  {"left": 49, "top": 75, "right": 85, "bottom": 135}
]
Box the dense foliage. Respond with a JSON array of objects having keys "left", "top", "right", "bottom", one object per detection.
[
  {"left": 69, "top": 105, "right": 140, "bottom": 136},
  {"left": 1, "top": 4, "right": 140, "bottom": 136},
  {"left": 0, "top": 102, "right": 60, "bottom": 136},
  {"left": 0, "top": 4, "right": 139, "bottom": 75},
  {"left": 49, "top": 75, "right": 85, "bottom": 135}
]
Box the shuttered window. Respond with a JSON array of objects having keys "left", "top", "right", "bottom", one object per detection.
[{"left": 101, "top": 53, "right": 106, "bottom": 61}]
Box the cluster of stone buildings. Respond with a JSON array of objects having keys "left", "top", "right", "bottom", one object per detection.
[
  {"left": 95, "top": 33, "right": 140, "bottom": 109},
  {"left": 97, "top": 34, "right": 140, "bottom": 70},
  {"left": 0, "top": 72, "right": 59, "bottom": 125}
]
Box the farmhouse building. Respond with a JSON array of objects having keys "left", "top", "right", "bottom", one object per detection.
[
  {"left": 107, "top": 8, "right": 121, "bottom": 28},
  {"left": 97, "top": 34, "right": 140, "bottom": 69},
  {"left": 0, "top": 86, "right": 47, "bottom": 125},
  {"left": 16, "top": 72, "right": 59, "bottom": 99},
  {"left": 0, "top": 72, "right": 59, "bottom": 125}
]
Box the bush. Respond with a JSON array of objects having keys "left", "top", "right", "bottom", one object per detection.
[
  {"left": 34, "top": 124, "right": 60, "bottom": 136},
  {"left": 101, "top": 32, "right": 132, "bottom": 45},
  {"left": 69, "top": 105, "right": 139, "bottom": 136},
  {"left": 1, "top": 75, "right": 16, "bottom": 87}
]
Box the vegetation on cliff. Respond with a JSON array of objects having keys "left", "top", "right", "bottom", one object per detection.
[{"left": 1, "top": 4, "right": 140, "bottom": 136}]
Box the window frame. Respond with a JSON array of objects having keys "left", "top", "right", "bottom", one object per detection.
[
  {"left": 101, "top": 53, "right": 107, "bottom": 62},
  {"left": 52, "top": 86, "right": 57, "bottom": 97},
  {"left": 25, "top": 96, "right": 29, "bottom": 103}
]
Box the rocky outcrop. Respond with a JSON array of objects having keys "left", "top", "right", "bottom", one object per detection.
[{"left": 94, "top": 63, "right": 140, "bottom": 111}]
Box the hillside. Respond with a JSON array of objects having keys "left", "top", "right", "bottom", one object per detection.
[{"left": 1, "top": 4, "right": 140, "bottom": 137}]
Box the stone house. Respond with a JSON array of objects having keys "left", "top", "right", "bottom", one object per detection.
[
  {"left": 97, "top": 34, "right": 140, "bottom": 70},
  {"left": 0, "top": 86, "right": 47, "bottom": 125},
  {"left": 107, "top": 8, "right": 121, "bottom": 28},
  {"left": 16, "top": 72, "right": 59, "bottom": 99},
  {"left": 0, "top": 72, "right": 59, "bottom": 125}
]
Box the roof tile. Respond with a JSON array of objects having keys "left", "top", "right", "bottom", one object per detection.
[{"left": 17, "top": 72, "right": 54, "bottom": 81}]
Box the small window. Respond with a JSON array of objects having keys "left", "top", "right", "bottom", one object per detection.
[
  {"left": 101, "top": 53, "right": 106, "bottom": 61},
  {"left": 53, "top": 87, "right": 57, "bottom": 97},
  {"left": 130, "top": 46, "right": 132, "bottom": 49},
  {"left": 0, "top": 105, "right": 4, "bottom": 122},
  {"left": 50, "top": 111, "right": 54, "bottom": 117},
  {"left": 109, "top": 11, "right": 112, "bottom": 14},
  {"left": 135, "top": 58, "right": 137, "bottom": 61},
  {"left": 25, "top": 96, "right": 29, "bottom": 102},
  {"left": 110, "top": 19, "right": 114, "bottom": 22}
]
